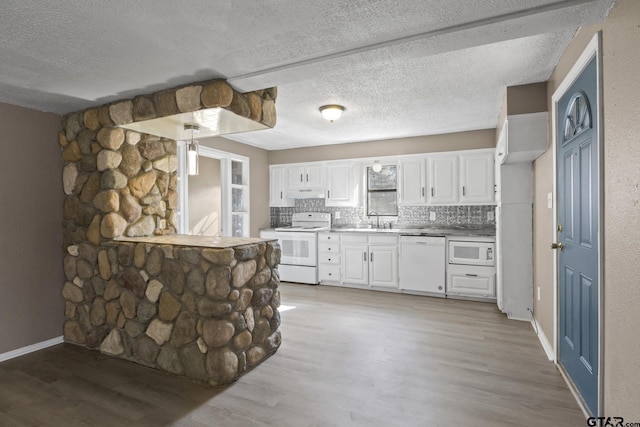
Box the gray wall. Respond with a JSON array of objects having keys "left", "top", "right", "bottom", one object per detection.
[{"left": 0, "top": 101, "right": 64, "bottom": 354}]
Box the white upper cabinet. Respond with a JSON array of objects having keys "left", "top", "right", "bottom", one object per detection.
[
  {"left": 459, "top": 152, "right": 494, "bottom": 204},
  {"left": 288, "top": 164, "right": 324, "bottom": 189},
  {"left": 398, "top": 158, "right": 426, "bottom": 205},
  {"left": 427, "top": 154, "right": 459, "bottom": 204},
  {"left": 269, "top": 165, "right": 294, "bottom": 207},
  {"left": 497, "top": 112, "right": 548, "bottom": 164},
  {"left": 326, "top": 162, "right": 359, "bottom": 207}
]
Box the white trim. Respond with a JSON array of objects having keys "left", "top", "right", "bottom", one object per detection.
[
  {"left": 551, "top": 32, "right": 602, "bottom": 416},
  {"left": 531, "top": 318, "right": 554, "bottom": 361},
  {"left": 0, "top": 336, "right": 64, "bottom": 363}
]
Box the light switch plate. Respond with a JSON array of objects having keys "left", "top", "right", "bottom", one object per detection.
[
  {"left": 547, "top": 192, "right": 553, "bottom": 209},
  {"left": 487, "top": 211, "right": 494, "bottom": 221},
  {"left": 334, "top": 211, "right": 341, "bottom": 219},
  {"left": 429, "top": 211, "right": 436, "bottom": 221}
]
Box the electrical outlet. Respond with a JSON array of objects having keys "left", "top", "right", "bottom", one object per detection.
[
  {"left": 537, "top": 287, "right": 541, "bottom": 301},
  {"left": 334, "top": 211, "right": 340, "bottom": 219},
  {"left": 429, "top": 211, "right": 436, "bottom": 221},
  {"left": 487, "top": 211, "right": 494, "bottom": 221}
]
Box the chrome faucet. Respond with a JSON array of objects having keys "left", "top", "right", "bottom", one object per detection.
[{"left": 368, "top": 210, "right": 381, "bottom": 228}]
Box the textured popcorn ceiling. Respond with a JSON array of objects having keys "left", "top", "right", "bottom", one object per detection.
[{"left": 0, "top": 0, "right": 616, "bottom": 149}]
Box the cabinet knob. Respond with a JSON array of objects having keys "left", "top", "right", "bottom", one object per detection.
[{"left": 328, "top": 258, "right": 331, "bottom": 261}]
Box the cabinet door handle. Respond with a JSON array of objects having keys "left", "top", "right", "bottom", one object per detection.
[
  {"left": 280, "top": 191, "right": 283, "bottom": 199},
  {"left": 370, "top": 252, "right": 373, "bottom": 262},
  {"left": 465, "top": 273, "right": 478, "bottom": 277},
  {"left": 421, "top": 187, "right": 424, "bottom": 197},
  {"left": 300, "top": 174, "right": 303, "bottom": 182},
  {"left": 364, "top": 252, "right": 367, "bottom": 262},
  {"left": 431, "top": 187, "right": 434, "bottom": 197},
  {"left": 463, "top": 186, "right": 466, "bottom": 196},
  {"left": 306, "top": 173, "right": 309, "bottom": 182},
  {"left": 327, "top": 190, "right": 330, "bottom": 198}
]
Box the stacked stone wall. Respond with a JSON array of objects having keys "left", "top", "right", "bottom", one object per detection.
[
  {"left": 62, "top": 240, "right": 282, "bottom": 385},
  {"left": 60, "top": 79, "right": 276, "bottom": 246}
]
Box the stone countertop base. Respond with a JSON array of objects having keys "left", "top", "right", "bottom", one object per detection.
[
  {"left": 62, "top": 239, "right": 282, "bottom": 387},
  {"left": 115, "top": 234, "right": 273, "bottom": 249}
]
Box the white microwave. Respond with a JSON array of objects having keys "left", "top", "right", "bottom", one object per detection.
[{"left": 448, "top": 239, "right": 495, "bottom": 267}]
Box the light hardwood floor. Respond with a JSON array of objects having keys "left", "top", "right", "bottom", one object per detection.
[{"left": 0, "top": 283, "right": 585, "bottom": 426}]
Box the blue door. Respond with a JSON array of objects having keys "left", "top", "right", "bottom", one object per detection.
[{"left": 556, "top": 56, "right": 599, "bottom": 415}]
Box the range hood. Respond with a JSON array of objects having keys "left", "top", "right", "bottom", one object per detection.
[
  {"left": 286, "top": 187, "right": 326, "bottom": 199},
  {"left": 119, "top": 107, "right": 269, "bottom": 141}
]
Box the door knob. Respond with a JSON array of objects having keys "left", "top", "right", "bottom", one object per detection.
[{"left": 551, "top": 242, "right": 564, "bottom": 250}]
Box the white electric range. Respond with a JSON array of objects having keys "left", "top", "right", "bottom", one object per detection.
[{"left": 275, "top": 212, "right": 331, "bottom": 284}]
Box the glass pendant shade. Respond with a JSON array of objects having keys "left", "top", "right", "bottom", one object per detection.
[{"left": 187, "top": 140, "right": 199, "bottom": 176}]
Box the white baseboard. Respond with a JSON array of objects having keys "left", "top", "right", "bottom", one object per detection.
[
  {"left": 0, "top": 336, "right": 64, "bottom": 363},
  {"left": 531, "top": 318, "right": 555, "bottom": 361}
]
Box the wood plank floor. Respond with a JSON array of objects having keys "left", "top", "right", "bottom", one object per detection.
[{"left": 0, "top": 283, "right": 585, "bottom": 426}]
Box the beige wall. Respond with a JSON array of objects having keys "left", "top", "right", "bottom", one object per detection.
[
  {"left": 601, "top": 0, "right": 640, "bottom": 417},
  {"left": 268, "top": 129, "right": 496, "bottom": 164},
  {"left": 200, "top": 136, "right": 270, "bottom": 237},
  {"left": 188, "top": 156, "right": 221, "bottom": 236},
  {"left": 506, "top": 82, "right": 548, "bottom": 116},
  {"left": 0, "top": 102, "right": 64, "bottom": 354}
]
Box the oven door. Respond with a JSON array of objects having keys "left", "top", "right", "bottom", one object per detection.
[
  {"left": 448, "top": 240, "right": 495, "bottom": 266},
  {"left": 275, "top": 231, "right": 317, "bottom": 266}
]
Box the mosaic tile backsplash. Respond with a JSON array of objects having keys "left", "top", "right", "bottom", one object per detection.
[{"left": 270, "top": 199, "right": 496, "bottom": 228}]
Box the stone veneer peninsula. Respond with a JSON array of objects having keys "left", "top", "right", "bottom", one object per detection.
[{"left": 59, "top": 78, "right": 282, "bottom": 385}]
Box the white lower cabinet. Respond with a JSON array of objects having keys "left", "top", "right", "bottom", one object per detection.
[
  {"left": 341, "top": 243, "right": 369, "bottom": 285},
  {"left": 369, "top": 243, "right": 398, "bottom": 288},
  {"left": 446, "top": 264, "right": 496, "bottom": 298},
  {"left": 318, "top": 233, "right": 398, "bottom": 289}
]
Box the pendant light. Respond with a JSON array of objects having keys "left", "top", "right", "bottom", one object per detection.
[
  {"left": 185, "top": 124, "right": 200, "bottom": 176},
  {"left": 319, "top": 105, "right": 345, "bottom": 122}
]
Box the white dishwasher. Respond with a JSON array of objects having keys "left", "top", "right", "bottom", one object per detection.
[{"left": 399, "top": 235, "right": 446, "bottom": 294}]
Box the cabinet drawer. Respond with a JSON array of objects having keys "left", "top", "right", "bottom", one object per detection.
[
  {"left": 318, "top": 242, "right": 340, "bottom": 253},
  {"left": 319, "top": 254, "right": 340, "bottom": 264},
  {"left": 446, "top": 265, "right": 496, "bottom": 297},
  {"left": 340, "top": 233, "right": 368, "bottom": 244},
  {"left": 319, "top": 265, "right": 341, "bottom": 282},
  {"left": 368, "top": 235, "right": 398, "bottom": 245},
  {"left": 318, "top": 233, "right": 340, "bottom": 243}
]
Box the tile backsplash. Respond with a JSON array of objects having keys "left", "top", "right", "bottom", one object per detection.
[{"left": 270, "top": 199, "right": 495, "bottom": 227}]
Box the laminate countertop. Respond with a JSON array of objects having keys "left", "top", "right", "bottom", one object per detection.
[
  {"left": 114, "top": 234, "right": 274, "bottom": 249},
  {"left": 325, "top": 225, "right": 496, "bottom": 237}
]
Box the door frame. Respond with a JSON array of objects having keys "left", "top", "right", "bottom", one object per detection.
[
  {"left": 177, "top": 142, "right": 250, "bottom": 236},
  {"left": 551, "top": 32, "right": 604, "bottom": 416}
]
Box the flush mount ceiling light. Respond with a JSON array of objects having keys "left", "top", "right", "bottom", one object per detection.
[
  {"left": 185, "top": 124, "right": 200, "bottom": 176},
  {"left": 319, "top": 104, "right": 345, "bottom": 122}
]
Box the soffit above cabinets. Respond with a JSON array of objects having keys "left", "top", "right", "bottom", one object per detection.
[{"left": 119, "top": 108, "right": 269, "bottom": 141}]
